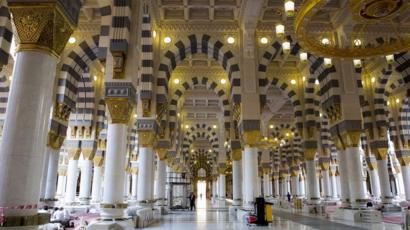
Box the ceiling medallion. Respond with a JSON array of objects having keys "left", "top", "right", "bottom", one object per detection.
[
  {"left": 295, "top": 0, "right": 410, "bottom": 58},
  {"left": 354, "top": 0, "right": 405, "bottom": 20}
]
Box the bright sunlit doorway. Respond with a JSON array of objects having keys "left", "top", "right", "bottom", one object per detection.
[{"left": 197, "top": 180, "right": 207, "bottom": 209}]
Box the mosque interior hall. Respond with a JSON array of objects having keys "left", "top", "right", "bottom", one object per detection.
[{"left": 2, "top": 0, "right": 410, "bottom": 229}]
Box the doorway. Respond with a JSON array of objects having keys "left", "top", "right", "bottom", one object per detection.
[{"left": 197, "top": 180, "right": 207, "bottom": 208}]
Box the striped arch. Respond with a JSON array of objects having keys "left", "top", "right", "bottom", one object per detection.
[
  {"left": 387, "top": 98, "right": 410, "bottom": 149},
  {"left": 69, "top": 73, "right": 95, "bottom": 127},
  {"left": 269, "top": 123, "right": 302, "bottom": 160},
  {"left": 169, "top": 76, "right": 230, "bottom": 130},
  {"left": 0, "top": 1, "right": 12, "bottom": 67},
  {"left": 0, "top": 75, "right": 9, "bottom": 121},
  {"left": 50, "top": 35, "right": 100, "bottom": 139},
  {"left": 182, "top": 124, "right": 219, "bottom": 154},
  {"left": 259, "top": 39, "right": 327, "bottom": 131},
  {"left": 97, "top": 0, "right": 111, "bottom": 62},
  {"left": 156, "top": 34, "right": 241, "bottom": 105}
]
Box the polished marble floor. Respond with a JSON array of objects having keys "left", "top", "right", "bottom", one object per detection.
[{"left": 145, "top": 198, "right": 402, "bottom": 230}]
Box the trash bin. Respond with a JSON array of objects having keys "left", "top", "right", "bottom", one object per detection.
[
  {"left": 265, "top": 202, "right": 273, "bottom": 222},
  {"left": 254, "top": 197, "right": 268, "bottom": 226}
]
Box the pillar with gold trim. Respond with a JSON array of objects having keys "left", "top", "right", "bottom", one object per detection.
[
  {"left": 65, "top": 145, "right": 81, "bottom": 204},
  {"left": 0, "top": 1, "right": 80, "bottom": 227},
  {"left": 154, "top": 140, "right": 170, "bottom": 207},
  {"left": 91, "top": 155, "right": 104, "bottom": 203},
  {"left": 304, "top": 147, "right": 321, "bottom": 204},
  {"left": 79, "top": 143, "right": 97, "bottom": 205},
  {"left": 240, "top": 120, "right": 260, "bottom": 208},
  {"left": 100, "top": 95, "right": 134, "bottom": 218},
  {"left": 136, "top": 119, "right": 157, "bottom": 206}
]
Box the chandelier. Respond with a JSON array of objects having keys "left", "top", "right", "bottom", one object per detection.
[{"left": 293, "top": 0, "right": 410, "bottom": 58}]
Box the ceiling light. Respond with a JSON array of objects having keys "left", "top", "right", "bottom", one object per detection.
[
  {"left": 264, "top": 137, "right": 268, "bottom": 141},
  {"left": 353, "top": 39, "right": 362, "bottom": 47},
  {"left": 371, "top": 77, "right": 375, "bottom": 83},
  {"left": 299, "top": 52, "right": 307, "bottom": 63},
  {"left": 274, "top": 138, "right": 278, "bottom": 141},
  {"left": 191, "top": 149, "right": 194, "bottom": 153},
  {"left": 323, "top": 58, "right": 332, "bottom": 68},
  {"left": 302, "top": 76, "right": 306, "bottom": 82},
  {"left": 227, "top": 36, "right": 235, "bottom": 44},
  {"left": 133, "top": 114, "right": 137, "bottom": 119},
  {"left": 290, "top": 79, "right": 296, "bottom": 85},
  {"left": 173, "top": 78, "right": 180, "bottom": 84},
  {"left": 152, "top": 31, "right": 157, "bottom": 38},
  {"left": 209, "top": 149, "right": 212, "bottom": 153},
  {"left": 284, "top": 0, "right": 295, "bottom": 17},
  {"left": 276, "top": 24, "right": 285, "bottom": 37},
  {"left": 269, "top": 124, "right": 274, "bottom": 129},
  {"left": 220, "top": 79, "right": 226, "bottom": 84},
  {"left": 386, "top": 54, "right": 394, "bottom": 64},
  {"left": 177, "top": 113, "right": 180, "bottom": 117},
  {"left": 396, "top": 98, "right": 400, "bottom": 103},
  {"left": 68, "top": 37, "right": 76, "bottom": 44},
  {"left": 282, "top": 41, "right": 290, "bottom": 53},
  {"left": 185, "top": 125, "right": 189, "bottom": 129},
  {"left": 286, "top": 133, "right": 289, "bottom": 137},
  {"left": 353, "top": 59, "right": 362, "bottom": 68},
  {"left": 93, "top": 75, "right": 97, "bottom": 81},
  {"left": 321, "top": 38, "right": 330, "bottom": 46},
  {"left": 315, "top": 79, "right": 319, "bottom": 85},
  {"left": 319, "top": 113, "right": 322, "bottom": 117},
  {"left": 213, "top": 125, "right": 217, "bottom": 129},
  {"left": 260, "top": 37, "right": 269, "bottom": 44},
  {"left": 164, "top": 36, "right": 172, "bottom": 44},
  {"left": 387, "top": 101, "right": 390, "bottom": 106}
]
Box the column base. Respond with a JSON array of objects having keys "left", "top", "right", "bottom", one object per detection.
[
  {"left": 87, "top": 218, "right": 135, "bottom": 230},
  {"left": 350, "top": 199, "right": 368, "bottom": 209},
  {"left": 99, "top": 203, "right": 128, "bottom": 219},
  {"left": 307, "top": 197, "right": 321, "bottom": 205},
  {"left": 381, "top": 196, "right": 394, "bottom": 204},
  {"left": 79, "top": 197, "right": 91, "bottom": 205},
  {"left": 126, "top": 206, "right": 158, "bottom": 228},
  {"left": 331, "top": 208, "right": 382, "bottom": 223},
  {"left": 232, "top": 198, "right": 242, "bottom": 206}
]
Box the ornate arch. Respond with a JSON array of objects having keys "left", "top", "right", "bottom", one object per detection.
[
  {"left": 156, "top": 34, "right": 241, "bottom": 106},
  {"left": 169, "top": 76, "right": 230, "bottom": 130}
]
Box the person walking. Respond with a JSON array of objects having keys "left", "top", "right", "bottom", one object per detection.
[{"left": 189, "top": 192, "right": 196, "bottom": 211}]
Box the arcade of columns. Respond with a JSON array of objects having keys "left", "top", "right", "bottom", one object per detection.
[{"left": 0, "top": 0, "right": 409, "bottom": 228}]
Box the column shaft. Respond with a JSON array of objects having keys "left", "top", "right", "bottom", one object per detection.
[
  {"left": 65, "top": 159, "right": 79, "bottom": 204},
  {"left": 345, "top": 147, "right": 367, "bottom": 207},
  {"left": 131, "top": 173, "right": 138, "bottom": 199},
  {"left": 377, "top": 159, "right": 393, "bottom": 203},
  {"left": 306, "top": 160, "right": 320, "bottom": 204},
  {"left": 243, "top": 147, "right": 258, "bottom": 207},
  {"left": 91, "top": 166, "right": 103, "bottom": 203},
  {"left": 79, "top": 160, "right": 93, "bottom": 202},
  {"left": 338, "top": 150, "right": 350, "bottom": 204},
  {"left": 44, "top": 149, "right": 60, "bottom": 200},
  {"left": 219, "top": 174, "right": 226, "bottom": 199},
  {"left": 369, "top": 169, "right": 381, "bottom": 199},
  {"left": 137, "top": 147, "right": 154, "bottom": 202},
  {"left": 402, "top": 165, "right": 410, "bottom": 201},
  {"left": 322, "top": 170, "right": 331, "bottom": 200},
  {"left": 232, "top": 160, "right": 242, "bottom": 204},
  {"left": 155, "top": 159, "right": 166, "bottom": 205}
]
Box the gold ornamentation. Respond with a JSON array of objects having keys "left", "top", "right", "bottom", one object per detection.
[
  {"left": 242, "top": 130, "right": 260, "bottom": 147},
  {"left": 106, "top": 98, "right": 133, "bottom": 124},
  {"left": 53, "top": 102, "right": 71, "bottom": 121},
  {"left": 217, "top": 167, "right": 226, "bottom": 174},
  {"left": 138, "top": 131, "right": 156, "bottom": 147},
  {"left": 319, "top": 162, "right": 330, "bottom": 171},
  {"left": 156, "top": 148, "right": 168, "bottom": 160},
  {"left": 112, "top": 52, "right": 125, "bottom": 79},
  {"left": 142, "top": 99, "right": 151, "bottom": 117},
  {"left": 231, "top": 149, "right": 242, "bottom": 161},
  {"left": 374, "top": 147, "right": 388, "bottom": 160},
  {"left": 304, "top": 148, "right": 316, "bottom": 161},
  {"left": 47, "top": 131, "right": 65, "bottom": 150},
  {"left": 9, "top": 3, "right": 76, "bottom": 57},
  {"left": 295, "top": 0, "right": 410, "bottom": 58},
  {"left": 398, "top": 156, "right": 410, "bottom": 166},
  {"left": 367, "top": 161, "right": 377, "bottom": 170},
  {"left": 350, "top": 0, "right": 406, "bottom": 21},
  {"left": 68, "top": 148, "right": 81, "bottom": 160},
  {"left": 340, "top": 131, "right": 362, "bottom": 148},
  {"left": 82, "top": 149, "right": 96, "bottom": 161},
  {"left": 93, "top": 156, "right": 104, "bottom": 167}
]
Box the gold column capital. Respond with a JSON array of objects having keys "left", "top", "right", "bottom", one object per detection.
[
  {"left": 47, "top": 131, "right": 65, "bottom": 150},
  {"left": 374, "top": 147, "right": 388, "bottom": 160},
  {"left": 242, "top": 130, "right": 260, "bottom": 147},
  {"left": 82, "top": 149, "right": 96, "bottom": 160},
  {"left": 319, "top": 162, "right": 330, "bottom": 171},
  {"left": 232, "top": 149, "right": 242, "bottom": 161},
  {"left": 68, "top": 148, "right": 81, "bottom": 160},
  {"left": 53, "top": 102, "right": 71, "bottom": 122},
  {"left": 106, "top": 98, "right": 133, "bottom": 124},
  {"left": 340, "top": 131, "right": 361, "bottom": 148},
  {"left": 138, "top": 131, "right": 156, "bottom": 148},
  {"left": 398, "top": 156, "right": 410, "bottom": 166},
  {"left": 304, "top": 148, "right": 316, "bottom": 161},
  {"left": 217, "top": 167, "right": 226, "bottom": 175},
  {"left": 93, "top": 156, "right": 104, "bottom": 167},
  {"left": 9, "top": 2, "right": 76, "bottom": 57},
  {"left": 156, "top": 148, "right": 168, "bottom": 160},
  {"left": 367, "top": 161, "right": 377, "bottom": 170},
  {"left": 262, "top": 168, "right": 271, "bottom": 174}
]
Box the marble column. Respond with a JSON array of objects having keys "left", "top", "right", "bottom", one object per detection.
[
  {"left": 65, "top": 158, "right": 79, "bottom": 204},
  {"left": 345, "top": 147, "right": 367, "bottom": 208},
  {"left": 101, "top": 123, "right": 128, "bottom": 217},
  {"left": 79, "top": 159, "right": 93, "bottom": 204},
  {"left": 155, "top": 158, "right": 166, "bottom": 206},
  {"left": 305, "top": 160, "right": 320, "bottom": 204},
  {"left": 337, "top": 150, "right": 351, "bottom": 205},
  {"left": 243, "top": 147, "right": 258, "bottom": 208},
  {"left": 40, "top": 149, "right": 51, "bottom": 202},
  {"left": 330, "top": 170, "right": 339, "bottom": 199},
  {"left": 0, "top": 3, "right": 77, "bottom": 227},
  {"left": 56, "top": 173, "right": 67, "bottom": 197},
  {"left": 368, "top": 167, "right": 381, "bottom": 199},
  {"left": 91, "top": 164, "right": 103, "bottom": 203},
  {"left": 376, "top": 157, "right": 393, "bottom": 203},
  {"left": 219, "top": 174, "right": 226, "bottom": 200},
  {"left": 299, "top": 175, "right": 306, "bottom": 197},
  {"left": 290, "top": 175, "right": 298, "bottom": 197},
  {"left": 123, "top": 172, "right": 130, "bottom": 199},
  {"left": 137, "top": 147, "right": 155, "bottom": 204},
  {"left": 322, "top": 169, "right": 331, "bottom": 200},
  {"left": 131, "top": 172, "right": 138, "bottom": 200},
  {"left": 401, "top": 163, "right": 410, "bottom": 201},
  {"left": 232, "top": 159, "right": 242, "bottom": 205},
  {"left": 273, "top": 177, "right": 279, "bottom": 197},
  {"left": 44, "top": 148, "right": 60, "bottom": 202}
]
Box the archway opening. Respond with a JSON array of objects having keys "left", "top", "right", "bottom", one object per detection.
[{"left": 197, "top": 178, "right": 207, "bottom": 209}]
